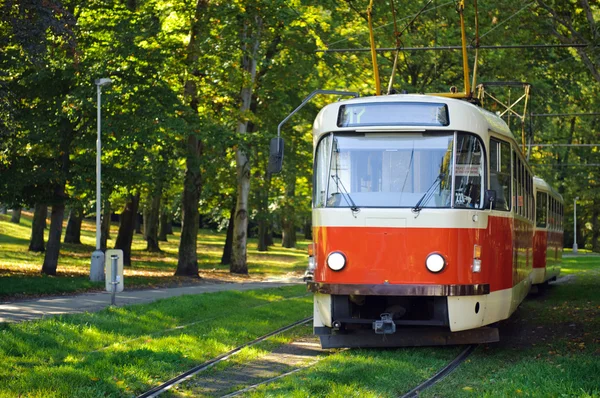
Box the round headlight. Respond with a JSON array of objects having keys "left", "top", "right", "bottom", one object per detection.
[
  {"left": 426, "top": 253, "right": 446, "bottom": 273},
  {"left": 327, "top": 252, "right": 346, "bottom": 271}
]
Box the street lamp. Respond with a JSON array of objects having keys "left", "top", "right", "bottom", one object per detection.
[
  {"left": 573, "top": 196, "right": 579, "bottom": 254},
  {"left": 90, "top": 77, "right": 112, "bottom": 282}
]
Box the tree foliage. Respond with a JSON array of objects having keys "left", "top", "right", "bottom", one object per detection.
[{"left": 1, "top": 0, "right": 599, "bottom": 275}]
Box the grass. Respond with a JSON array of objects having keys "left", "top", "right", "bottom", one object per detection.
[
  {"left": 0, "top": 212, "right": 309, "bottom": 299},
  {"left": 233, "top": 256, "right": 600, "bottom": 398},
  {"left": 419, "top": 256, "right": 600, "bottom": 397},
  {"left": 0, "top": 285, "right": 312, "bottom": 397}
]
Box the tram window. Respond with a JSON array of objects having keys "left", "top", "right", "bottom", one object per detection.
[
  {"left": 322, "top": 133, "right": 456, "bottom": 208},
  {"left": 454, "top": 134, "right": 484, "bottom": 208},
  {"left": 548, "top": 196, "right": 556, "bottom": 229},
  {"left": 527, "top": 174, "right": 532, "bottom": 220},
  {"left": 512, "top": 151, "right": 517, "bottom": 213},
  {"left": 489, "top": 138, "right": 511, "bottom": 211},
  {"left": 318, "top": 132, "right": 486, "bottom": 209},
  {"left": 516, "top": 157, "right": 523, "bottom": 216},
  {"left": 536, "top": 192, "right": 547, "bottom": 227},
  {"left": 530, "top": 177, "right": 534, "bottom": 220},
  {"left": 314, "top": 135, "right": 332, "bottom": 208},
  {"left": 523, "top": 165, "right": 528, "bottom": 218}
]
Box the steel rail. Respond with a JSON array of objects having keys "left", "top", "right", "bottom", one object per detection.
[
  {"left": 399, "top": 344, "right": 478, "bottom": 398},
  {"left": 219, "top": 366, "right": 309, "bottom": 398},
  {"left": 136, "top": 317, "right": 313, "bottom": 398}
]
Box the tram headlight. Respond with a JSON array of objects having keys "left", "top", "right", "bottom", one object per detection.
[
  {"left": 425, "top": 253, "right": 446, "bottom": 273},
  {"left": 327, "top": 252, "right": 346, "bottom": 271}
]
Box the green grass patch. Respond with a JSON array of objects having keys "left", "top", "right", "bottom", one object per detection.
[
  {"left": 420, "top": 256, "right": 600, "bottom": 397},
  {"left": 0, "top": 212, "right": 308, "bottom": 299},
  {"left": 0, "top": 285, "right": 312, "bottom": 397},
  {"left": 240, "top": 256, "right": 600, "bottom": 398},
  {"left": 246, "top": 346, "right": 462, "bottom": 397}
]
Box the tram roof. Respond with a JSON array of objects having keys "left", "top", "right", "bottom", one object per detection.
[
  {"left": 534, "top": 176, "right": 563, "bottom": 202},
  {"left": 313, "top": 94, "right": 514, "bottom": 142}
]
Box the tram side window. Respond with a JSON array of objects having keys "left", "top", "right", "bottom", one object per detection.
[
  {"left": 454, "top": 134, "right": 484, "bottom": 209},
  {"left": 512, "top": 151, "right": 517, "bottom": 214},
  {"left": 528, "top": 175, "right": 533, "bottom": 221},
  {"left": 548, "top": 196, "right": 556, "bottom": 229},
  {"left": 490, "top": 138, "right": 511, "bottom": 211},
  {"left": 516, "top": 156, "right": 523, "bottom": 216},
  {"left": 314, "top": 135, "right": 332, "bottom": 208},
  {"left": 536, "top": 192, "right": 547, "bottom": 228}
]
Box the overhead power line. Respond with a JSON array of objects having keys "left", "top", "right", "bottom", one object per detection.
[
  {"left": 531, "top": 113, "right": 600, "bottom": 117},
  {"left": 317, "top": 43, "right": 588, "bottom": 53},
  {"left": 528, "top": 144, "right": 600, "bottom": 147},
  {"left": 532, "top": 164, "right": 600, "bottom": 167}
]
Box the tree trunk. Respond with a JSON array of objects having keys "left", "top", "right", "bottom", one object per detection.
[
  {"left": 303, "top": 218, "right": 312, "bottom": 240},
  {"left": 135, "top": 212, "right": 142, "bottom": 235},
  {"left": 282, "top": 217, "right": 297, "bottom": 248},
  {"left": 281, "top": 168, "right": 297, "bottom": 249},
  {"left": 221, "top": 206, "right": 235, "bottom": 265},
  {"left": 146, "top": 191, "right": 161, "bottom": 252},
  {"left": 41, "top": 116, "right": 73, "bottom": 275},
  {"left": 167, "top": 220, "right": 173, "bottom": 235},
  {"left": 100, "top": 199, "right": 111, "bottom": 251},
  {"left": 41, "top": 203, "right": 65, "bottom": 275},
  {"left": 0, "top": 205, "right": 7, "bottom": 215},
  {"left": 64, "top": 206, "right": 83, "bottom": 244},
  {"left": 591, "top": 205, "right": 600, "bottom": 252},
  {"left": 29, "top": 203, "right": 47, "bottom": 252},
  {"left": 158, "top": 207, "right": 169, "bottom": 242},
  {"left": 257, "top": 171, "right": 272, "bottom": 252},
  {"left": 176, "top": 134, "right": 202, "bottom": 276},
  {"left": 174, "top": 0, "right": 208, "bottom": 277},
  {"left": 266, "top": 227, "right": 274, "bottom": 246},
  {"left": 257, "top": 218, "right": 269, "bottom": 252},
  {"left": 114, "top": 193, "right": 139, "bottom": 266},
  {"left": 231, "top": 14, "right": 262, "bottom": 275},
  {"left": 10, "top": 207, "right": 22, "bottom": 224}
]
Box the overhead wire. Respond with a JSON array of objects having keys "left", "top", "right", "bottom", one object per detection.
[
  {"left": 476, "top": 2, "right": 536, "bottom": 42},
  {"left": 386, "top": 0, "right": 434, "bottom": 94},
  {"left": 324, "top": 0, "right": 454, "bottom": 49}
]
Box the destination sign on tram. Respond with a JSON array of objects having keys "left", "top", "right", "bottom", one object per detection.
[{"left": 337, "top": 102, "right": 450, "bottom": 128}]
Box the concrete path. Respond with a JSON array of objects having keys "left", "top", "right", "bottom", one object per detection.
[{"left": 0, "top": 279, "right": 303, "bottom": 323}]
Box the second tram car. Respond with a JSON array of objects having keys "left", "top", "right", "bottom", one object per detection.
[
  {"left": 532, "top": 177, "right": 563, "bottom": 286},
  {"left": 303, "top": 94, "right": 540, "bottom": 348}
]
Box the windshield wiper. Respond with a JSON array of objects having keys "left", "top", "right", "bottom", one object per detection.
[
  {"left": 330, "top": 174, "right": 359, "bottom": 213},
  {"left": 412, "top": 173, "right": 445, "bottom": 214}
]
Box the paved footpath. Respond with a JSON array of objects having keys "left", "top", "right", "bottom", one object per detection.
[{"left": 0, "top": 279, "right": 302, "bottom": 323}]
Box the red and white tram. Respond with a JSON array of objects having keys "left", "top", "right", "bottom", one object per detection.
[
  {"left": 532, "top": 177, "right": 563, "bottom": 287},
  {"left": 302, "top": 94, "right": 541, "bottom": 348}
]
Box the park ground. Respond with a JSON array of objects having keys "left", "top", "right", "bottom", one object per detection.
[
  {"left": 0, "top": 213, "right": 598, "bottom": 397},
  {"left": 0, "top": 211, "right": 308, "bottom": 300}
]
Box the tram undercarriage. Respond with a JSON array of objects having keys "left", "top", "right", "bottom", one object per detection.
[{"left": 312, "top": 292, "right": 500, "bottom": 348}]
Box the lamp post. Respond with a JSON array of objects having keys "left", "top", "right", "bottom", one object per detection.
[
  {"left": 573, "top": 196, "right": 579, "bottom": 254},
  {"left": 90, "top": 78, "right": 112, "bottom": 282}
]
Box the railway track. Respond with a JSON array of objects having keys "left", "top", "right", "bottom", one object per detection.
[
  {"left": 399, "top": 344, "right": 478, "bottom": 398},
  {"left": 136, "top": 317, "right": 313, "bottom": 398},
  {"left": 138, "top": 320, "right": 477, "bottom": 398}
]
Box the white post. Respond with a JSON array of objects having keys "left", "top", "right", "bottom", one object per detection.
[
  {"left": 91, "top": 78, "right": 112, "bottom": 282},
  {"left": 573, "top": 197, "right": 579, "bottom": 254}
]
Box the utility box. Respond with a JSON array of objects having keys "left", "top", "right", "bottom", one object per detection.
[{"left": 105, "top": 249, "right": 124, "bottom": 293}]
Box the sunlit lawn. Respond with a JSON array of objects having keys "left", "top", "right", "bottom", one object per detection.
[
  {"left": 0, "top": 285, "right": 312, "bottom": 397},
  {"left": 0, "top": 212, "right": 309, "bottom": 299},
  {"left": 241, "top": 256, "right": 600, "bottom": 398}
]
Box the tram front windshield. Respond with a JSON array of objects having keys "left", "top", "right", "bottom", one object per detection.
[{"left": 314, "top": 132, "right": 484, "bottom": 209}]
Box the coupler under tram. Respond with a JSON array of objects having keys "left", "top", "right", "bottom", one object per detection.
[{"left": 306, "top": 284, "right": 500, "bottom": 348}]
